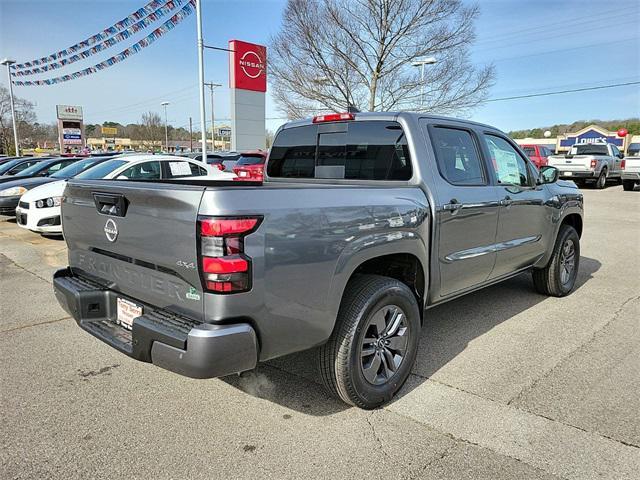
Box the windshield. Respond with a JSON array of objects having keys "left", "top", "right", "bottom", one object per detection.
[
  {"left": 0, "top": 159, "right": 26, "bottom": 174},
  {"left": 50, "top": 158, "right": 101, "bottom": 179},
  {"left": 75, "top": 158, "right": 128, "bottom": 179},
  {"left": 236, "top": 155, "right": 265, "bottom": 166},
  {"left": 523, "top": 147, "right": 536, "bottom": 156},
  {"left": 571, "top": 144, "right": 608, "bottom": 155},
  {"left": 15, "top": 160, "right": 53, "bottom": 177}
]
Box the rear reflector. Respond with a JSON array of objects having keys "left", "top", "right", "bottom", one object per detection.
[
  {"left": 202, "top": 256, "right": 248, "bottom": 274},
  {"left": 312, "top": 112, "right": 355, "bottom": 123},
  {"left": 200, "top": 218, "right": 259, "bottom": 236}
]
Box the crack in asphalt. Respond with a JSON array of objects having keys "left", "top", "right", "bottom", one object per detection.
[
  {"left": 364, "top": 411, "right": 390, "bottom": 461},
  {"left": 0, "top": 316, "right": 72, "bottom": 334},
  {"left": 406, "top": 373, "right": 640, "bottom": 452},
  {"left": 507, "top": 293, "right": 640, "bottom": 407},
  {"left": 1, "top": 252, "right": 53, "bottom": 285}
]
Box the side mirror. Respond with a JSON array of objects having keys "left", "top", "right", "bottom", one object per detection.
[
  {"left": 618, "top": 152, "right": 625, "bottom": 159},
  {"left": 539, "top": 166, "right": 559, "bottom": 184}
]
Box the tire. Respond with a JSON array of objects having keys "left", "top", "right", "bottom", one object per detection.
[
  {"left": 532, "top": 224, "right": 580, "bottom": 297},
  {"left": 595, "top": 169, "right": 607, "bottom": 189},
  {"left": 623, "top": 179, "right": 635, "bottom": 191},
  {"left": 317, "top": 274, "right": 421, "bottom": 409}
]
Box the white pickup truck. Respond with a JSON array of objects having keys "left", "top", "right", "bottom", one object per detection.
[
  {"left": 548, "top": 142, "right": 624, "bottom": 189},
  {"left": 622, "top": 155, "right": 640, "bottom": 191}
]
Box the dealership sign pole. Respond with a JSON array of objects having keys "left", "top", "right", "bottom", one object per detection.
[
  {"left": 228, "top": 40, "right": 267, "bottom": 151},
  {"left": 195, "top": 0, "right": 207, "bottom": 158}
]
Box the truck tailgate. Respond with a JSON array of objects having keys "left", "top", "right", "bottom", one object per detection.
[
  {"left": 548, "top": 155, "right": 592, "bottom": 171},
  {"left": 63, "top": 180, "right": 206, "bottom": 321}
]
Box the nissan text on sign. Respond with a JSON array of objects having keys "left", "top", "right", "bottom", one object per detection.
[{"left": 229, "top": 40, "right": 267, "bottom": 151}]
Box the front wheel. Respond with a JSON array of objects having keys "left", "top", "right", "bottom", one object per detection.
[
  {"left": 318, "top": 275, "right": 421, "bottom": 409},
  {"left": 532, "top": 224, "right": 580, "bottom": 297},
  {"left": 623, "top": 179, "right": 636, "bottom": 191}
]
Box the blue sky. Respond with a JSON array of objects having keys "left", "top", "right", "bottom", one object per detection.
[{"left": 1, "top": 0, "right": 638, "bottom": 134}]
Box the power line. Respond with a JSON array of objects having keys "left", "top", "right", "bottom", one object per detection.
[{"left": 487, "top": 81, "right": 640, "bottom": 103}]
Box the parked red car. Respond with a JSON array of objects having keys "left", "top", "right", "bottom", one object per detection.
[
  {"left": 233, "top": 150, "right": 267, "bottom": 182},
  {"left": 521, "top": 144, "right": 554, "bottom": 169}
]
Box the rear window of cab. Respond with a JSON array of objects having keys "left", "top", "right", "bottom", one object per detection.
[{"left": 267, "top": 121, "right": 412, "bottom": 181}]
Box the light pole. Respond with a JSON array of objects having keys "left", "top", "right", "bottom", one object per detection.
[
  {"left": 204, "top": 82, "right": 221, "bottom": 151},
  {"left": 195, "top": 0, "right": 207, "bottom": 157},
  {"left": 161, "top": 101, "right": 169, "bottom": 152},
  {"left": 1, "top": 58, "right": 20, "bottom": 156},
  {"left": 411, "top": 57, "right": 437, "bottom": 107}
]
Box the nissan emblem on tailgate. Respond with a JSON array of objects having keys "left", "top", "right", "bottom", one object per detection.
[{"left": 104, "top": 219, "right": 118, "bottom": 242}]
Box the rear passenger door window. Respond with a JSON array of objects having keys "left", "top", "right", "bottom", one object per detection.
[
  {"left": 429, "top": 127, "right": 485, "bottom": 185},
  {"left": 118, "top": 161, "right": 161, "bottom": 180},
  {"left": 164, "top": 160, "right": 207, "bottom": 178},
  {"left": 483, "top": 135, "right": 533, "bottom": 187}
]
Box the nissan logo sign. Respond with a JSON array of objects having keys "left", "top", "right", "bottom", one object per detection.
[
  {"left": 104, "top": 219, "right": 118, "bottom": 242},
  {"left": 239, "top": 50, "right": 265, "bottom": 79}
]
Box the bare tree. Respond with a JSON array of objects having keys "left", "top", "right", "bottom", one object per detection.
[
  {"left": 270, "top": 0, "right": 494, "bottom": 118},
  {"left": 141, "top": 111, "right": 163, "bottom": 146},
  {"left": 0, "top": 85, "right": 36, "bottom": 154}
]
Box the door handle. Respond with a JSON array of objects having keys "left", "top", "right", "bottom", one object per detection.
[
  {"left": 444, "top": 199, "right": 463, "bottom": 211},
  {"left": 501, "top": 196, "right": 513, "bottom": 207}
]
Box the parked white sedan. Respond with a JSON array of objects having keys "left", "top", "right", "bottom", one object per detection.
[{"left": 16, "top": 154, "right": 234, "bottom": 235}]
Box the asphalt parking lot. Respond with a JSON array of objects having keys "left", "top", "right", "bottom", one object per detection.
[{"left": 1, "top": 185, "right": 639, "bottom": 480}]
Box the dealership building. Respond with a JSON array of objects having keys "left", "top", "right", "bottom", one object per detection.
[{"left": 513, "top": 124, "right": 640, "bottom": 155}]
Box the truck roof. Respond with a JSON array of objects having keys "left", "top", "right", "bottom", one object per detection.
[{"left": 280, "top": 111, "right": 502, "bottom": 133}]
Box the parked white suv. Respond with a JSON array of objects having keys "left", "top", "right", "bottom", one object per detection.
[
  {"left": 16, "top": 155, "right": 234, "bottom": 234},
  {"left": 547, "top": 142, "right": 624, "bottom": 189}
]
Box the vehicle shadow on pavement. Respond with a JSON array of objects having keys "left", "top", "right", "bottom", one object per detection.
[{"left": 222, "top": 256, "right": 601, "bottom": 415}]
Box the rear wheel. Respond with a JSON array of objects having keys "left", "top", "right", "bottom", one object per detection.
[
  {"left": 595, "top": 169, "right": 607, "bottom": 189},
  {"left": 533, "top": 224, "right": 580, "bottom": 297},
  {"left": 318, "top": 275, "right": 420, "bottom": 409},
  {"left": 623, "top": 179, "right": 636, "bottom": 191}
]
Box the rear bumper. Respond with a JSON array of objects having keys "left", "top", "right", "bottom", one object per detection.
[
  {"left": 557, "top": 171, "right": 596, "bottom": 179},
  {"left": 622, "top": 172, "right": 640, "bottom": 181},
  {"left": 53, "top": 268, "right": 258, "bottom": 379}
]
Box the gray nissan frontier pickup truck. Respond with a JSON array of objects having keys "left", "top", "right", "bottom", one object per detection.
[{"left": 53, "top": 112, "right": 584, "bottom": 408}]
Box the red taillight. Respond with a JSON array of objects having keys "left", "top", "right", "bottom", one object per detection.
[
  {"left": 198, "top": 216, "right": 261, "bottom": 294},
  {"left": 201, "top": 218, "right": 258, "bottom": 236},
  {"left": 215, "top": 163, "right": 225, "bottom": 171},
  {"left": 590, "top": 159, "right": 597, "bottom": 169},
  {"left": 312, "top": 112, "right": 354, "bottom": 123},
  {"left": 621, "top": 159, "right": 626, "bottom": 170}
]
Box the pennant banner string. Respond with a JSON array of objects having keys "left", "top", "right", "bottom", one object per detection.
[
  {"left": 12, "top": 0, "right": 168, "bottom": 70},
  {"left": 13, "top": 0, "right": 187, "bottom": 77},
  {"left": 13, "top": 1, "right": 196, "bottom": 87}
]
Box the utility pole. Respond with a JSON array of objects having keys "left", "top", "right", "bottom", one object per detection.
[
  {"left": 195, "top": 0, "right": 207, "bottom": 157},
  {"left": 161, "top": 101, "right": 170, "bottom": 152},
  {"left": 1, "top": 58, "right": 20, "bottom": 156},
  {"left": 204, "top": 82, "right": 221, "bottom": 152},
  {"left": 189, "top": 117, "right": 193, "bottom": 151}
]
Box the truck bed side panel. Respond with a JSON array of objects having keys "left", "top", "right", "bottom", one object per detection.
[{"left": 198, "top": 185, "right": 430, "bottom": 360}]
